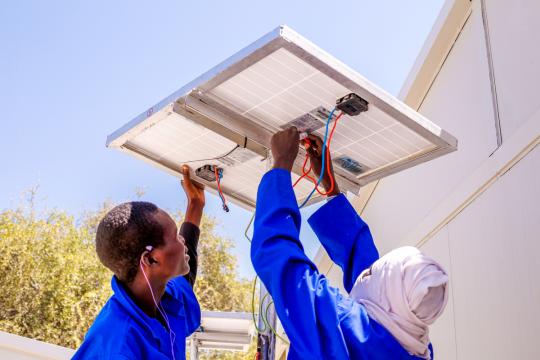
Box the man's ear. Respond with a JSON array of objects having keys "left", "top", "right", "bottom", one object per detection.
[{"left": 141, "top": 251, "right": 158, "bottom": 266}]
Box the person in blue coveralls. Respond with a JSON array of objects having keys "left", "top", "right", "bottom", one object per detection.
[
  {"left": 251, "top": 128, "right": 450, "bottom": 360},
  {"left": 73, "top": 165, "right": 204, "bottom": 360}
]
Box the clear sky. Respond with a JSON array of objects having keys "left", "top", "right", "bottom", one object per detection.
[{"left": 1, "top": 0, "right": 444, "bottom": 279}]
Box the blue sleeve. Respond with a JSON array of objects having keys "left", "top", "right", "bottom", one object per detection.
[
  {"left": 169, "top": 276, "right": 201, "bottom": 336},
  {"left": 307, "top": 194, "right": 379, "bottom": 293},
  {"left": 251, "top": 169, "right": 350, "bottom": 359}
]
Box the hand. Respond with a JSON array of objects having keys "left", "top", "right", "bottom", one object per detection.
[
  {"left": 305, "top": 134, "right": 340, "bottom": 196},
  {"left": 271, "top": 127, "right": 300, "bottom": 171},
  {"left": 181, "top": 165, "right": 205, "bottom": 208}
]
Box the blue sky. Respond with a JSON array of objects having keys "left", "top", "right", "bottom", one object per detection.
[{"left": 1, "top": 0, "right": 444, "bottom": 279}]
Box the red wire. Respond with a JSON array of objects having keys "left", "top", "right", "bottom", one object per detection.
[
  {"left": 294, "top": 141, "right": 330, "bottom": 194},
  {"left": 293, "top": 112, "right": 343, "bottom": 196},
  {"left": 292, "top": 150, "right": 312, "bottom": 187},
  {"left": 214, "top": 167, "right": 227, "bottom": 206},
  {"left": 322, "top": 111, "right": 342, "bottom": 194}
]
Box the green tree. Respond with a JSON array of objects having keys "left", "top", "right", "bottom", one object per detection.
[
  {"left": 0, "top": 206, "right": 111, "bottom": 348},
  {"left": 191, "top": 214, "right": 253, "bottom": 312},
  {"left": 174, "top": 211, "right": 258, "bottom": 360},
  {"left": 0, "top": 198, "right": 257, "bottom": 359}
]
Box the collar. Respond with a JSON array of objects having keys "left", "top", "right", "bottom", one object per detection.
[{"left": 110, "top": 276, "right": 184, "bottom": 342}]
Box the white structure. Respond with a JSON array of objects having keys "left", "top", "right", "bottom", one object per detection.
[
  {"left": 303, "top": 0, "right": 540, "bottom": 359},
  {"left": 187, "top": 311, "right": 254, "bottom": 359},
  {"left": 0, "top": 311, "right": 253, "bottom": 360},
  {"left": 0, "top": 331, "right": 74, "bottom": 360}
]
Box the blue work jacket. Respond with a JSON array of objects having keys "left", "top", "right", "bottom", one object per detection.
[
  {"left": 251, "top": 168, "right": 433, "bottom": 359},
  {"left": 72, "top": 275, "right": 200, "bottom": 359}
]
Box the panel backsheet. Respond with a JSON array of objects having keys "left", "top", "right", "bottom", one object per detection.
[
  {"left": 125, "top": 111, "right": 316, "bottom": 205},
  {"left": 209, "top": 48, "right": 436, "bottom": 177}
]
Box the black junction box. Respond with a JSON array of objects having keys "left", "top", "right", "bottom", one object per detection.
[
  {"left": 336, "top": 93, "right": 369, "bottom": 116},
  {"left": 195, "top": 165, "right": 219, "bottom": 182}
]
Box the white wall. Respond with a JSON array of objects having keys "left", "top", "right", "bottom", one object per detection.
[
  {"left": 361, "top": 0, "right": 498, "bottom": 255},
  {"left": 483, "top": 0, "right": 540, "bottom": 138},
  {"left": 0, "top": 331, "right": 74, "bottom": 360},
  {"left": 323, "top": 0, "right": 540, "bottom": 358},
  {"left": 432, "top": 143, "right": 540, "bottom": 359}
]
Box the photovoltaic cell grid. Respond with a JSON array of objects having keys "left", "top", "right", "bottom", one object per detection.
[
  {"left": 124, "top": 111, "right": 316, "bottom": 206},
  {"left": 209, "top": 48, "right": 435, "bottom": 175},
  {"left": 108, "top": 26, "right": 456, "bottom": 210}
]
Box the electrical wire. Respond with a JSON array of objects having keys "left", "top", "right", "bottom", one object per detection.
[
  {"left": 293, "top": 111, "right": 343, "bottom": 194},
  {"left": 265, "top": 301, "right": 289, "bottom": 344},
  {"left": 292, "top": 147, "right": 313, "bottom": 187},
  {"left": 179, "top": 145, "right": 240, "bottom": 165},
  {"left": 251, "top": 276, "right": 267, "bottom": 333},
  {"left": 214, "top": 167, "right": 229, "bottom": 212},
  {"left": 259, "top": 293, "right": 270, "bottom": 330},
  {"left": 251, "top": 275, "right": 290, "bottom": 345},
  {"left": 245, "top": 212, "right": 255, "bottom": 242},
  {"left": 297, "top": 107, "right": 334, "bottom": 208},
  {"left": 298, "top": 108, "right": 340, "bottom": 208},
  {"left": 320, "top": 111, "right": 342, "bottom": 194},
  {"left": 258, "top": 293, "right": 289, "bottom": 345}
]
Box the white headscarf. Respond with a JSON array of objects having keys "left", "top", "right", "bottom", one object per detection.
[{"left": 350, "top": 246, "right": 449, "bottom": 359}]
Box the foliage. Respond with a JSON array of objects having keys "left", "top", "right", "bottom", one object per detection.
[
  {"left": 0, "top": 206, "right": 112, "bottom": 348},
  {"left": 0, "top": 197, "right": 257, "bottom": 359},
  {"left": 189, "top": 214, "right": 253, "bottom": 313},
  {"left": 173, "top": 211, "right": 258, "bottom": 360}
]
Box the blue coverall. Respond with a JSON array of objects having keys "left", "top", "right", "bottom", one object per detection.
[
  {"left": 73, "top": 223, "right": 201, "bottom": 359},
  {"left": 251, "top": 169, "right": 433, "bottom": 359}
]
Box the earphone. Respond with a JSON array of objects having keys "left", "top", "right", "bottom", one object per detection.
[
  {"left": 140, "top": 246, "right": 176, "bottom": 360},
  {"left": 144, "top": 246, "right": 158, "bottom": 264}
]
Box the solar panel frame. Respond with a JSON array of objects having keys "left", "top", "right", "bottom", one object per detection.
[{"left": 107, "top": 25, "right": 457, "bottom": 210}]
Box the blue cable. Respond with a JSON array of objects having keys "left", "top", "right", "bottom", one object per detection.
[
  {"left": 217, "top": 169, "right": 229, "bottom": 212},
  {"left": 217, "top": 170, "right": 225, "bottom": 203},
  {"left": 298, "top": 107, "right": 336, "bottom": 208}
]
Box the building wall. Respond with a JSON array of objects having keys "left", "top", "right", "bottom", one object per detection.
[
  {"left": 323, "top": 0, "right": 540, "bottom": 358},
  {"left": 484, "top": 0, "right": 540, "bottom": 138},
  {"left": 428, "top": 143, "right": 540, "bottom": 359},
  {"left": 361, "top": 0, "right": 498, "bottom": 255}
]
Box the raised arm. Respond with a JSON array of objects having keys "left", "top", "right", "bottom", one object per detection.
[
  {"left": 251, "top": 128, "right": 350, "bottom": 358},
  {"left": 308, "top": 194, "right": 379, "bottom": 293},
  {"left": 180, "top": 165, "right": 205, "bottom": 287},
  {"left": 304, "top": 134, "right": 379, "bottom": 292}
]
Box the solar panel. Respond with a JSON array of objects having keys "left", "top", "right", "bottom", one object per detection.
[{"left": 107, "top": 25, "right": 457, "bottom": 210}]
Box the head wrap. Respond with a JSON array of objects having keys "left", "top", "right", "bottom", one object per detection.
[{"left": 350, "top": 246, "right": 449, "bottom": 359}]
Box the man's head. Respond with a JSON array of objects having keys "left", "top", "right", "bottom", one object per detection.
[
  {"left": 95, "top": 202, "right": 190, "bottom": 284},
  {"left": 350, "top": 246, "right": 448, "bottom": 358}
]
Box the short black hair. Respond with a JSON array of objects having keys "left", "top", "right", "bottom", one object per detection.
[{"left": 95, "top": 201, "right": 165, "bottom": 284}]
